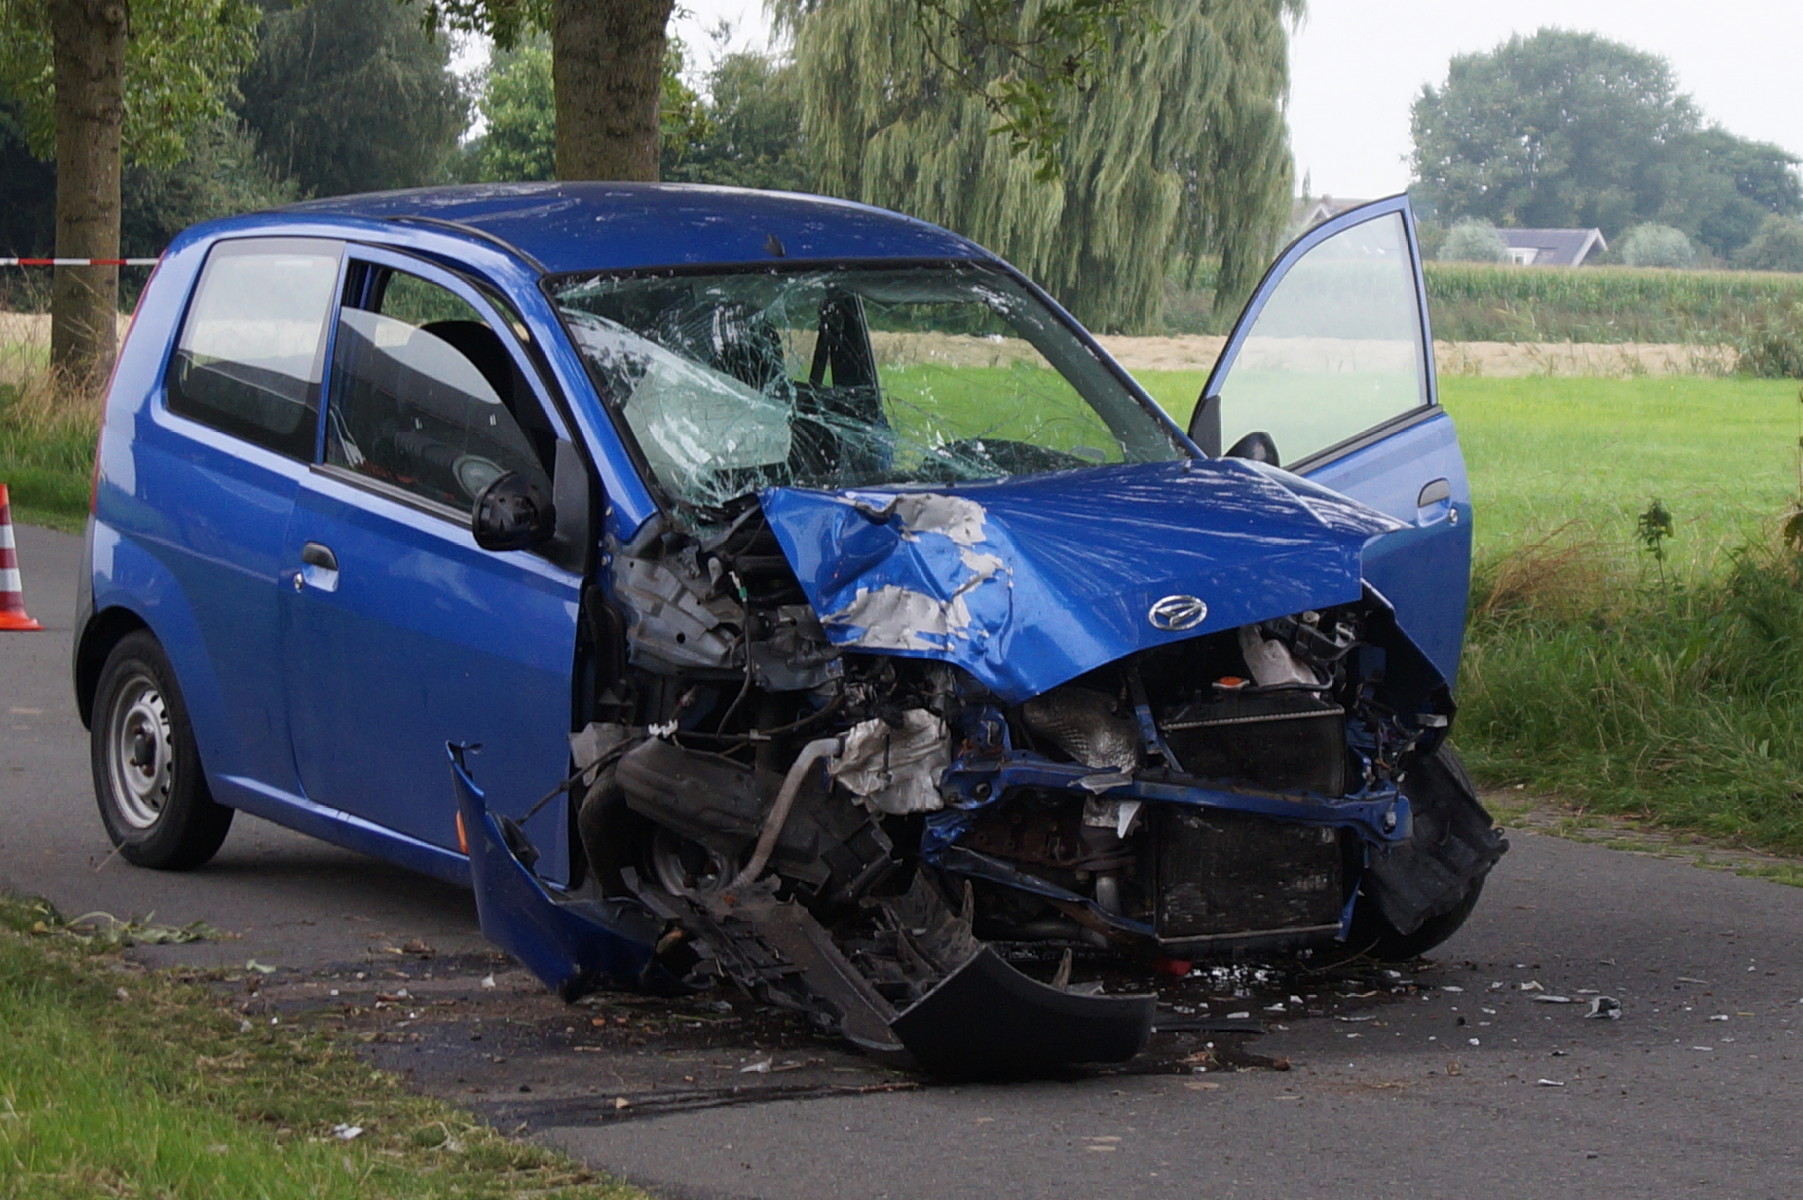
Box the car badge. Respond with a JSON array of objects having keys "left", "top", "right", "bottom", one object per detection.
[{"left": 1147, "top": 594, "right": 1208, "bottom": 632}]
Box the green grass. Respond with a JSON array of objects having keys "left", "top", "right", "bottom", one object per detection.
[
  {"left": 1440, "top": 376, "right": 1803, "bottom": 856},
  {"left": 1137, "top": 373, "right": 1803, "bottom": 567},
  {"left": 1442, "top": 376, "right": 1803, "bottom": 566},
  {"left": 0, "top": 378, "right": 97, "bottom": 531},
  {"left": 1457, "top": 546, "right": 1803, "bottom": 854},
  {"left": 0, "top": 895, "right": 648, "bottom": 1200}
]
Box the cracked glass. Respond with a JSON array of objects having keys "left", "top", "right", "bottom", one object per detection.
[{"left": 552, "top": 265, "right": 1185, "bottom": 516}]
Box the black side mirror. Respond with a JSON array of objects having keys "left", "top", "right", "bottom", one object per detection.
[
  {"left": 1224, "top": 430, "right": 1280, "bottom": 467},
  {"left": 472, "top": 472, "right": 557, "bottom": 552}
]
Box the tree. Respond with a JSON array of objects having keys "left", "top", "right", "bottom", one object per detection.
[
  {"left": 427, "top": 0, "right": 1167, "bottom": 185},
  {"left": 1438, "top": 219, "right": 1507, "bottom": 263},
  {"left": 1680, "top": 128, "right": 1803, "bottom": 258},
  {"left": 426, "top": 0, "right": 677, "bottom": 181},
  {"left": 1734, "top": 214, "right": 1803, "bottom": 273},
  {"left": 666, "top": 50, "right": 813, "bottom": 193},
  {"left": 121, "top": 117, "right": 297, "bottom": 258},
  {"left": 462, "top": 35, "right": 705, "bottom": 183},
  {"left": 0, "top": 0, "right": 258, "bottom": 386},
  {"left": 1411, "top": 30, "right": 1696, "bottom": 235},
  {"left": 237, "top": 0, "right": 469, "bottom": 199},
  {"left": 466, "top": 41, "right": 559, "bottom": 182},
  {"left": 1410, "top": 28, "right": 1801, "bottom": 257},
  {"left": 1619, "top": 222, "right": 1695, "bottom": 269},
  {"left": 779, "top": 0, "right": 1302, "bottom": 332}
]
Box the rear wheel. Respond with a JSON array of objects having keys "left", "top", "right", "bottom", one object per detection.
[{"left": 91, "top": 631, "right": 233, "bottom": 869}]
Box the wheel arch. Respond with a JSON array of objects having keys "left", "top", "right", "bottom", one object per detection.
[{"left": 74, "top": 606, "right": 152, "bottom": 730}]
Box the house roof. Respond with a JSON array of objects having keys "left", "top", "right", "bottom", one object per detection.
[
  {"left": 1295, "top": 196, "right": 1374, "bottom": 227},
  {"left": 1495, "top": 228, "right": 1607, "bottom": 266}
]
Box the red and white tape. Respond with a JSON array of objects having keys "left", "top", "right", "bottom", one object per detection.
[{"left": 1, "top": 257, "right": 159, "bottom": 266}]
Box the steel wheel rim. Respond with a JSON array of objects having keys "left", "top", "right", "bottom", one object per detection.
[
  {"left": 648, "top": 826, "right": 733, "bottom": 896},
  {"left": 106, "top": 670, "right": 173, "bottom": 830}
]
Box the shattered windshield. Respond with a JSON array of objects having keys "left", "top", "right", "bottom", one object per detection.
[{"left": 551, "top": 264, "right": 1186, "bottom": 514}]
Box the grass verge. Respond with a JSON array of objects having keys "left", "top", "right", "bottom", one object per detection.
[
  {"left": 0, "top": 894, "right": 647, "bottom": 1200},
  {"left": 1457, "top": 530, "right": 1803, "bottom": 857},
  {"left": 0, "top": 374, "right": 97, "bottom": 532}
]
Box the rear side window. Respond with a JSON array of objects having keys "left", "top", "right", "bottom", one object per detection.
[{"left": 166, "top": 239, "right": 343, "bottom": 458}]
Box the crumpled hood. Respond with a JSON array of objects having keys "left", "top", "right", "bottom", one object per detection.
[{"left": 760, "top": 459, "right": 1404, "bottom": 702}]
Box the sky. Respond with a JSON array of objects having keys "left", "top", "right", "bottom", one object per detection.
[{"left": 665, "top": 0, "right": 1803, "bottom": 200}]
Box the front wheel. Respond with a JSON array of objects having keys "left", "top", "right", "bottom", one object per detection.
[
  {"left": 91, "top": 631, "right": 233, "bottom": 869},
  {"left": 1351, "top": 744, "right": 1505, "bottom": 960}
]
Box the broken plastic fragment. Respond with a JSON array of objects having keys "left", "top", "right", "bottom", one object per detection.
[{"left": 1585, "top": 996, "right": 1623, "bottom": 1020}]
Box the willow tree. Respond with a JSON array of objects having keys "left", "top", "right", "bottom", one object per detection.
[{"left": 780, "top": 0, "right": 1302, "bottom": 331}]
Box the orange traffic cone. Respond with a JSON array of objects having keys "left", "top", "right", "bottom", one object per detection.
[{"left": 0, "top": 483, "right": 45, "bottom": 632}]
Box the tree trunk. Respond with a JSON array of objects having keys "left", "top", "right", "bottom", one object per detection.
[
  {"left": 551, "top": 0, "right": 674, "bottom": 181},
  {"left": 49, "top": 0, "right": 128, "bottom": 390}
]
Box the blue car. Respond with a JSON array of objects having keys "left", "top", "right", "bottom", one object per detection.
[{"left": 75, "top": 184, "right": 1503, "bottom": 1071}]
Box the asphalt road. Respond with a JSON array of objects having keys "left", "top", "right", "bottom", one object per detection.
[{"left": 2, "top": 520, "right": 1799, "bottom": 1199}]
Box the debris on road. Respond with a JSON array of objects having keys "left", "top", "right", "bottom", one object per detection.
[{"left": 1586, "top": 996, "right": 1623, "bottom": 1020}]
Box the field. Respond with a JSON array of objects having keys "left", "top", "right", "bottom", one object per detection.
[
  {"left": 1174, "top": 259, "right": 1803, "bottom": 354},
  {"left": 1133, "top": 372, "right": 1801, "bottom": 565},
  {"left": 1421, "top": 261, "right": 1803, "bottom": 348}
]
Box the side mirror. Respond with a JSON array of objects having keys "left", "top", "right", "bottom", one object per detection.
[
  {"left": 1224, "top": 430, "right": 1280, "bottom": 468},
  {"left": 472, "top": 472, "right": 557, "bottom": 552}
]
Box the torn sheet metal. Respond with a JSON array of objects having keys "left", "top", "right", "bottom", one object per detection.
[
  {"left": 830, "top": 709, "right": 951, "bottom": 814},
  {"left": 760, "top": 458, "right": 1402, "bottom": 701}
]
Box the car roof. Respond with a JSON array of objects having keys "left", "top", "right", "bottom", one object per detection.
[{"left": 276, "top": 182, "right": 991, "bottom": 276}]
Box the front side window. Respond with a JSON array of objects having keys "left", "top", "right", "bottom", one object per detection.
[
  {"left": 1213, "top": 212, "right": 1429, "bottom": 467},
  {"left": 166, "top": 238, "right": 343, "bottom": 457},
  {"left": 551, "top": 265, "right": 1185, "bottom": 519},
  {"left": 324, "top": 265, "right": 551, "bottom": 513}
]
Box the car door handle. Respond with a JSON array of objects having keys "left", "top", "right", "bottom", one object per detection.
[
  {"left": 295, "top": 542, "right": 341, "bottom": 593},
  {"left": 1415, "top": 478, "right": 1455, "bottom": 526}
]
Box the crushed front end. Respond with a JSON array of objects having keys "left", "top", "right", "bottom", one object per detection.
[{"left": 458, "top": 460, "right": 1505, "bottom": 1074}]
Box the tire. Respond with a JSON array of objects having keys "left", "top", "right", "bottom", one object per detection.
[
  {"left": 90, "top": 630, "right": 233, "bottom": 869},
  {"left": 1350, "top": 745, "right": 1502, "bottom": 961}
]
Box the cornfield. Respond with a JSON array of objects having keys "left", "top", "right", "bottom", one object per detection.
[{"left": 1423, "top": 262, "right": 1803, "bottom": 351}]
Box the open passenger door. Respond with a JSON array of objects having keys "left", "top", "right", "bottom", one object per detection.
[{"left": 1191, "top": 196, "right": 1471, "bottom": 681}]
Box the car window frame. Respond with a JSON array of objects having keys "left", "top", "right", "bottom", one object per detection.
[
  {"left": 160, "top": 236, "right": 349, "bottom": 461},
  {"left": 316, "top": 245, "right": 579, "bottom": 535},
  {"left": 1197, "top": 198, "right": 1442, "bottom": 476}
]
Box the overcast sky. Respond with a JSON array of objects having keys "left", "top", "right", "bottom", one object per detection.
[{"left": 667, "top": 0, "right": 1802, "bottom": 201}]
